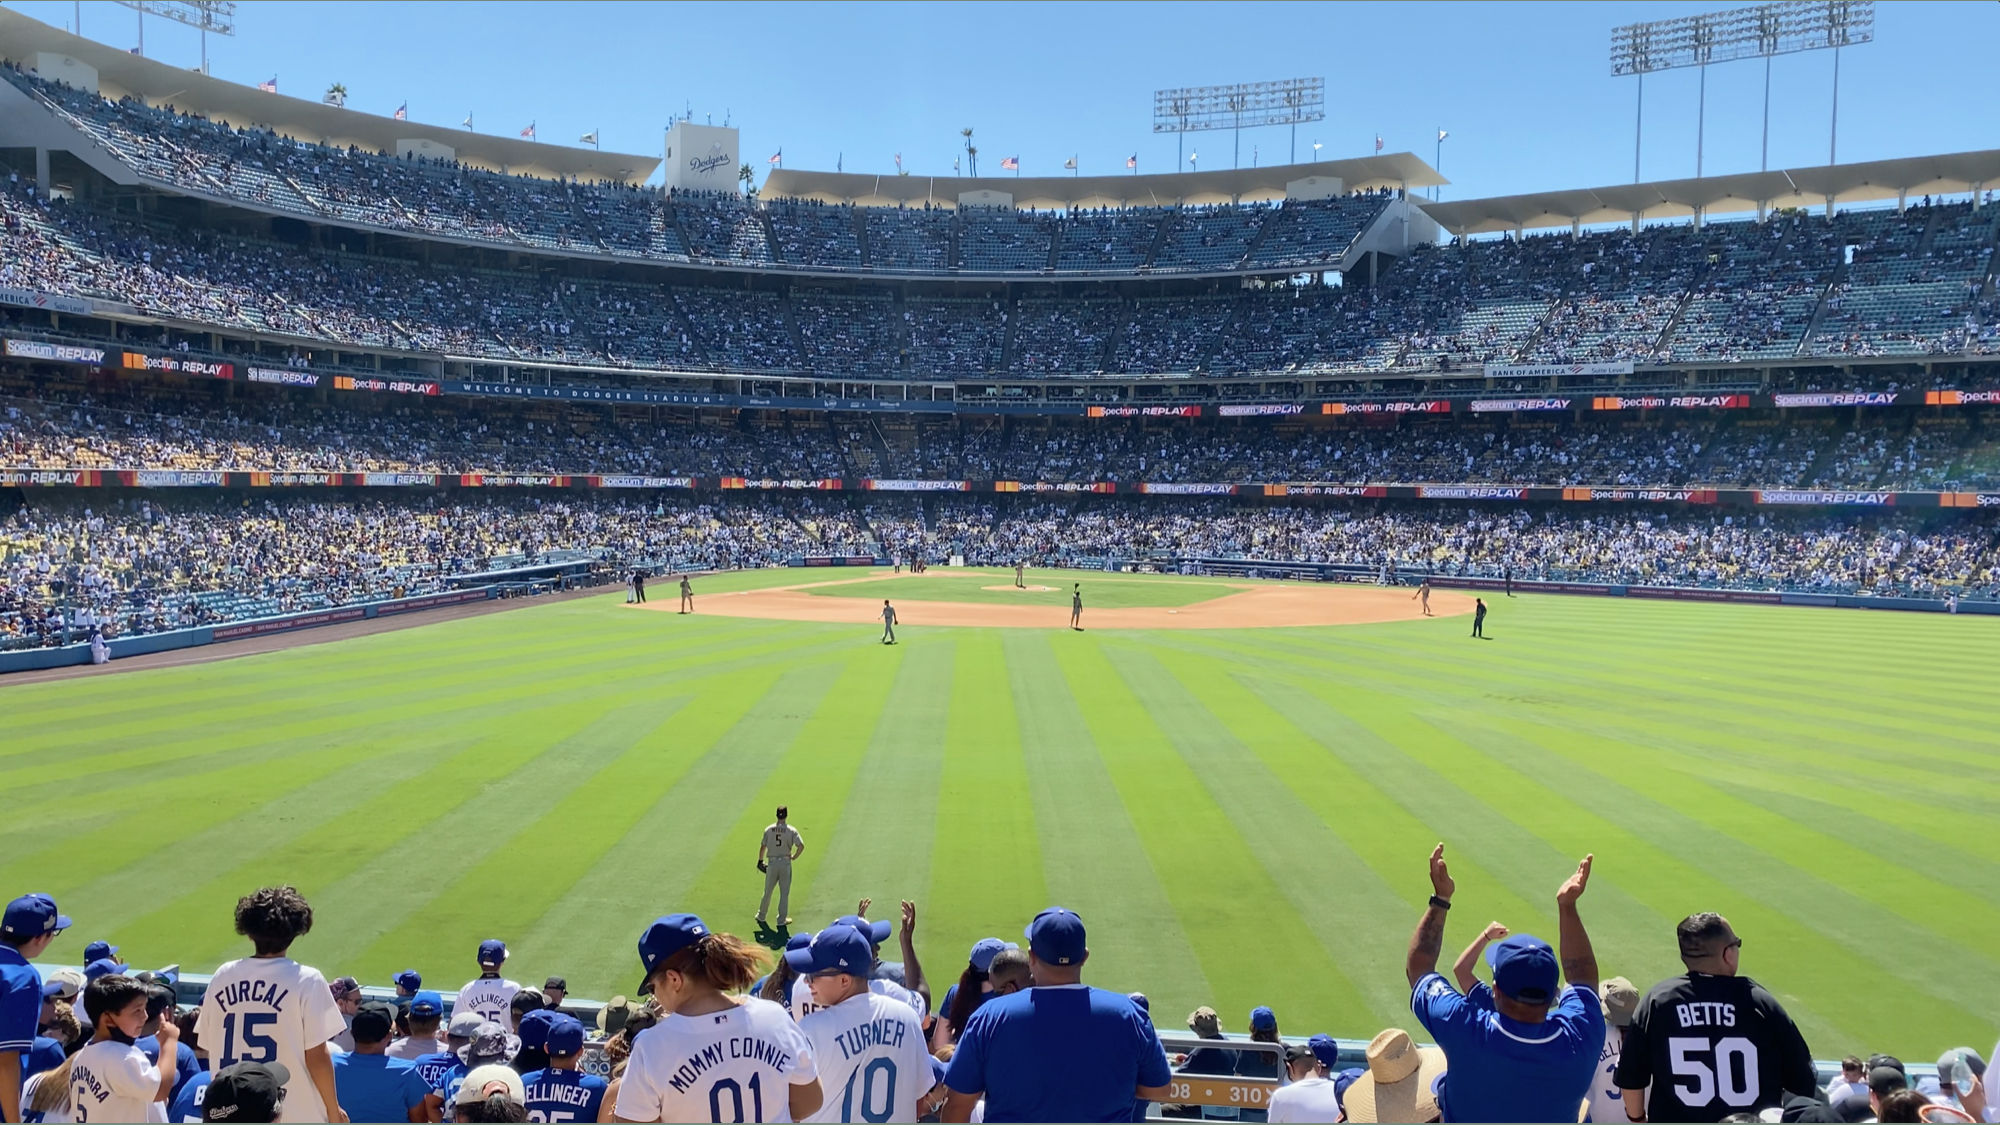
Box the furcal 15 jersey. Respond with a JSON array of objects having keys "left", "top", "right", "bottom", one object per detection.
[
  {"left": 615, "top": 996, "right": 818, "bottom": 1124},
  {"left": 194, "top": 956, "right": 347, "bottom": 1123},
  {"left": 1613, "top": 972, "right": 1816, "bottom": 1123},
  {"left": 798, "top": 991, "right": 931, "bottom": 1124}
]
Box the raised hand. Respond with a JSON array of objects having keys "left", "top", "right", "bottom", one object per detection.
[
  {"left": 900, "top": 899, "right": 917, "bottom": 938},
  {"left": 1557, "top": 854, "right": 1593, "bottom": 907},
  {"left": 856, "top": 897, "right": 872, "bottom": 918},
  {"left": 1429, "top": 843, "right": 1455, "bottom": 899},
  {"left": 1482, "top": 921, "right": 1509, "bottom": 942}
]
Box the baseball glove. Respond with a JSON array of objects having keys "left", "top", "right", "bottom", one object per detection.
[{"left": 757, "top": 860, "right": 768, "bottom": 873}]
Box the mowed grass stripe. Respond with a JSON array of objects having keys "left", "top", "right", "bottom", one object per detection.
[
  {"left": 507, "top": 659, "right": 843, "bottom": 997},
  {"left": 927, "top": 631, "right": 1048, "bottom": 975},
  {"left": 1102, "top": 642, "right": 1384, "bottom": 1028},
  {"left": 676, "top": 645, "right": 911, "bottom": 935},
  {"left": 98, "top": 703, "right": 660, "bottom": 968},
  {"left": 1053, "top": 636, "right": 1346, "bottom": 1025},
  {"left": 1005, "top": 630, "right": 1212, "bottom": 1013},
  {"left": 787, "top": 637, "right": 954, "bottom": 933},
  {"left": 1471, "top": 717, "right": 1995, "bottom": 1054}
]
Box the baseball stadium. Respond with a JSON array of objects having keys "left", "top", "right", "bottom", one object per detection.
[{"left": 2, "top": 2, "right": 1997, "bottom": 1122}]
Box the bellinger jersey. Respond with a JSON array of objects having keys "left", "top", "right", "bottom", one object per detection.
[
  {"left": 520, "top": 1065, "right": 609, "bottom": 1123},
  {"left": 797, "top": 991, "right": 932, "bottom": 1123},
  {"left": 1612, "top": 972, "right": 1816, "bottom": 1122},
  {"left": 615, "top": 996, "right": 818, "bottom": 1124},
  {"left": 450, "top": 975, "right": 522, "bottom": 1029},
  {"left": 193, "top": 956, "right": 347, "bottom": 1123}
]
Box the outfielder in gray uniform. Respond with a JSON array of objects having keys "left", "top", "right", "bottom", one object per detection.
[
  {"left": 881, "top": 599, "right": 898, "bottom": 645},
  {"left": 757, "top": 806, "right": 806, "bottom": 926}
]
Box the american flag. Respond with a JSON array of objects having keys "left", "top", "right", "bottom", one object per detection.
[
  {"left": 394, "top": 103, "right": 407, "bottom": 121},
  {"left": 256, "top": 77, "right": 277, "bottom": 93},
  {"left": 1063, "top": 156, "right": 1076, "bottom": 170},
  {"left": 520, "top": 123, "right": 536, "bottom": 139},
  {"left": 1000, "top": 155, "right": 1019, "bottom": 171},
  {"left": 768, "top": 150, "right": 782, "bottom": 165},
  {"left": 1375, "top": 135, "right": 1383, "bottom": 153},
  {"left": 1126, "top": 154, "right": 1137, "bottom": 170}
]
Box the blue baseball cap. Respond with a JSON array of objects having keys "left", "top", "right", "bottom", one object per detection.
[
  {"left": 83, "top": 958, "right": 123, "bottom": 982},
  {"left": 1486, "top": 934, "right": 1559, "bottom": 1003},
  {"left": 83, "top": 941, "right": 119, "bottom": 963},
  {"left": 968, "top": 938, "right": 1017, "bottom": 973},
  {"left": 545, "top": 1014, "right": 586, "bottom": 1057},
  {"left": 1127, "top": 992, "right": 1150, "bottom": 1013},
  {"left": 409, "top": 990, "right": 444, "bottom": 1018},
  {"left": 830, "top": 914, "right": 892, "bottom": 945},
  {"left": 1, "top": 894, "right": 72, "bottom": 939},
  {"left": 636, "top": 914, "right": 709, "bottom": 993},
  {"left": 517, "top": 1008, "right": 557, "bottom": 1050},
  {"left": 393, "top": 970, "right": 422, "bottom": 993},
  {"left": 476, "top": 939, "right": 508, "bottom": 967},
  {"left": 784, "top": 925, "right": 873, "bottom": 977},
  {"left": 1024, "top": 907, "right": 1087, "bottom": 966},
  {"left": 1309, "top": 1034, "right": 1341, "bottom": 1067},
  {"left": 1333, "top": 1067, "right": 1366, "bottom": 1110},
  {"left": 1249, "top": 1006, "right": 1277, "bottom": 1031}
]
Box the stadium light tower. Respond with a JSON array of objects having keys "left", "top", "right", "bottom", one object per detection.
[
  {"left": 1610, "top": 1, "right": 1872, "bottom": 181},
  {"left": 1153, "top": 78, "right": 1324, "bottom": 170},
  {"left": 114, "top": 0, "right": 236, "bottom": 73}
]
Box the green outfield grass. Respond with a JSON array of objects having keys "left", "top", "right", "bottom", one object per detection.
[
  {"left": 4, "top": 577, "right": 1995, "bottom": 1060},
  {"left": 799, "top": 568, "right": 1239, "bottom": 608}
]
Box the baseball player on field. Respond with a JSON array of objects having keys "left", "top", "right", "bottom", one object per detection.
[{"left": 758, "top": 807, "right": 807, "bottom": 927}]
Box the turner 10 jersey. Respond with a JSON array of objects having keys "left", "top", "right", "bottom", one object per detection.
[
  {"left": 1612, "top": 972, "right": 1816, "bottom": 1123},
  {"left": 615, "top": 996, "right": 818, "bottom": 1124},
  {"left": 798, "top": 992, "right": 931, "bottom": 1124},
  {"left": 193, "top": 956, "right": 348, "bottom": 1123}
]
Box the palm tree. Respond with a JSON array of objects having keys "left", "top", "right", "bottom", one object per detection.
[
  {"left": 738, "top": 163, "right": 756, "bottom": 197},
  {"left": 324, "top": 82, "right": 347, "bottom": 107}
]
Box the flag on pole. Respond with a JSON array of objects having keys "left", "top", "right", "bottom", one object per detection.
[
  {"left": 394, "top": 102, "right": 408, "bottom": 121},
  {"left": 1375, "top": 135, "right": 1384, "bottom": 153},
  {"left": 1000, "top": 155, "right": 1019, "bottom": 171},
  {"left": 580, "top": 131, "right": 598, "bottom": 145},
  {"left": 463, "top": 112, "right": 473, "bottom": 130},
  {"left": 768, "top": 150, "right": 782, "bottom": 165},
  {"left": 1126, "top": 153, "right": 1137, "bottom": 170},
  {"left": 894, "top": 152, "right": 902, "bottom": 170},
  {"left": 1063, "top": 156, "right": 1076, "bottom": 170},
  {"left": 1438, "top": 128, "right": 1449, "bottom": 142},
  {"left": 521, "top": 122, "right": 536, "bottom": 139},
  {"left": 256, "top": 77, "right": 277, "bottom": 93}
]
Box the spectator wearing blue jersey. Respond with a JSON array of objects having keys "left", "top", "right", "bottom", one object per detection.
[
  {"left": 509, "top": 1007, "right": 555, "bottom": 1075},
  {"left": 934, "top": 937, "right": 1019, "bottom": 1050},
  {"left": 2, "top": 892, "right": 69, "bottom": 1125},
  {"left": 1406, "top": 845, "right": 1604, "bottom": 1123},
  {"left": 331, "top": 1002, "right": 428, "bottom": 1124},
  {"left": 412, "top": 1012, "right": 484, "bottom": 1109},
  {"left": 520, "top": 1015, "right": 606, "bottom": 1124},
  {"left": 170, "top": 1067, "right": 213, "bottom": 1123},
  {"left": 941, "top": 907, "right": 1172, "bottom": 1123}
]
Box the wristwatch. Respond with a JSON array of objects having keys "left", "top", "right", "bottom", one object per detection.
[{"left": 1428, "top": 895, "right": 1452, "bottom": 910}]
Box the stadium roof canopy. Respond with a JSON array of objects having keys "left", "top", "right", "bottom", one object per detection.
[
  {"left": 763, "top": 153, "right": 1446, "bottom": 210},
  {"left": 0, "top": 8, "right": 659, "bottom": 185},
  {"left": 1419, "top": 149, "right": 2000, "bottom": 235}
]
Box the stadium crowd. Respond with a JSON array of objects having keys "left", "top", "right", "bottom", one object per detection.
[
  {"left": 3, "top": 166, "right": 1996, "bottom": 378},
  {"left": 6, "top": 384, "right": 2000, "bottom": 491},
  {"left": 5, "top": 490, "right": 1996, "bottom": 649},
  {"left": 2, "top": 859, "right": 1988, "bottom": 1123}
]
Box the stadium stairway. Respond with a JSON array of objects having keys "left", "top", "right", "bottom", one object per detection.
[
  {"left": 1795, "top": 254, "right": 1852, "bottom": 356},
  {"left": 852, "top": 208, "right": 874, "bottom": 268},
  {"left": 1141, "top": 209, "right": 1177, "bottom": 270}
]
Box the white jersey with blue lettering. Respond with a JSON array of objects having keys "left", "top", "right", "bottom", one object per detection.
[
  {"left": 450, "top": 976, "right": 522, "bottom": 1029},
  {"left": 192, "top": 956, "right": 346, "bottom": 1123},
  {"left": 789, "top": 975, "right": 923, "bottom": 1022},
  {"left": 797, "top": 991, "right": 930, "bottom": 1123},
  {"left": 615, "top": 996, "right": 818, "bottom": 1124}
]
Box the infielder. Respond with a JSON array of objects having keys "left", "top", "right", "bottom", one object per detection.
[
  {"left": 1413, "top": 578, "right": 1433, "bottom": 616},
  {"left": 1014, "top": 562, "right": 1025, "bottom": 589},
  {"left": 1070, "top": 584, "right": 1083, "bottom": 631},
  {"left": 679, "top": 575, "right": 694, "bottom": 614},
  {"left": 881, "top": 600, "right": 898, "bottom": 645},
  {"left": 758, "top": 807, "right": 806, "bottom": 927}
]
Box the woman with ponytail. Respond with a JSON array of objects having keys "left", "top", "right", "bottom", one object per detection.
[{"left": 608, "top": 914, "right": 822, "bottom": 1123}]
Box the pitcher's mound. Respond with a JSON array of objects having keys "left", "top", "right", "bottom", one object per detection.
[{"left": 983, "top": 584, "right": 1056, "bottom": 592}]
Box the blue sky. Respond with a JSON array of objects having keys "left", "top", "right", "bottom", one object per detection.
[{"left": 15, "top": 0, "right": 1999, "bottom": 197}]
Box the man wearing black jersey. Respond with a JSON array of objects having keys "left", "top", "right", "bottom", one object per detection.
[{"left": 1614, "top": 913, "right": 1816, "bottom": 1123}]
